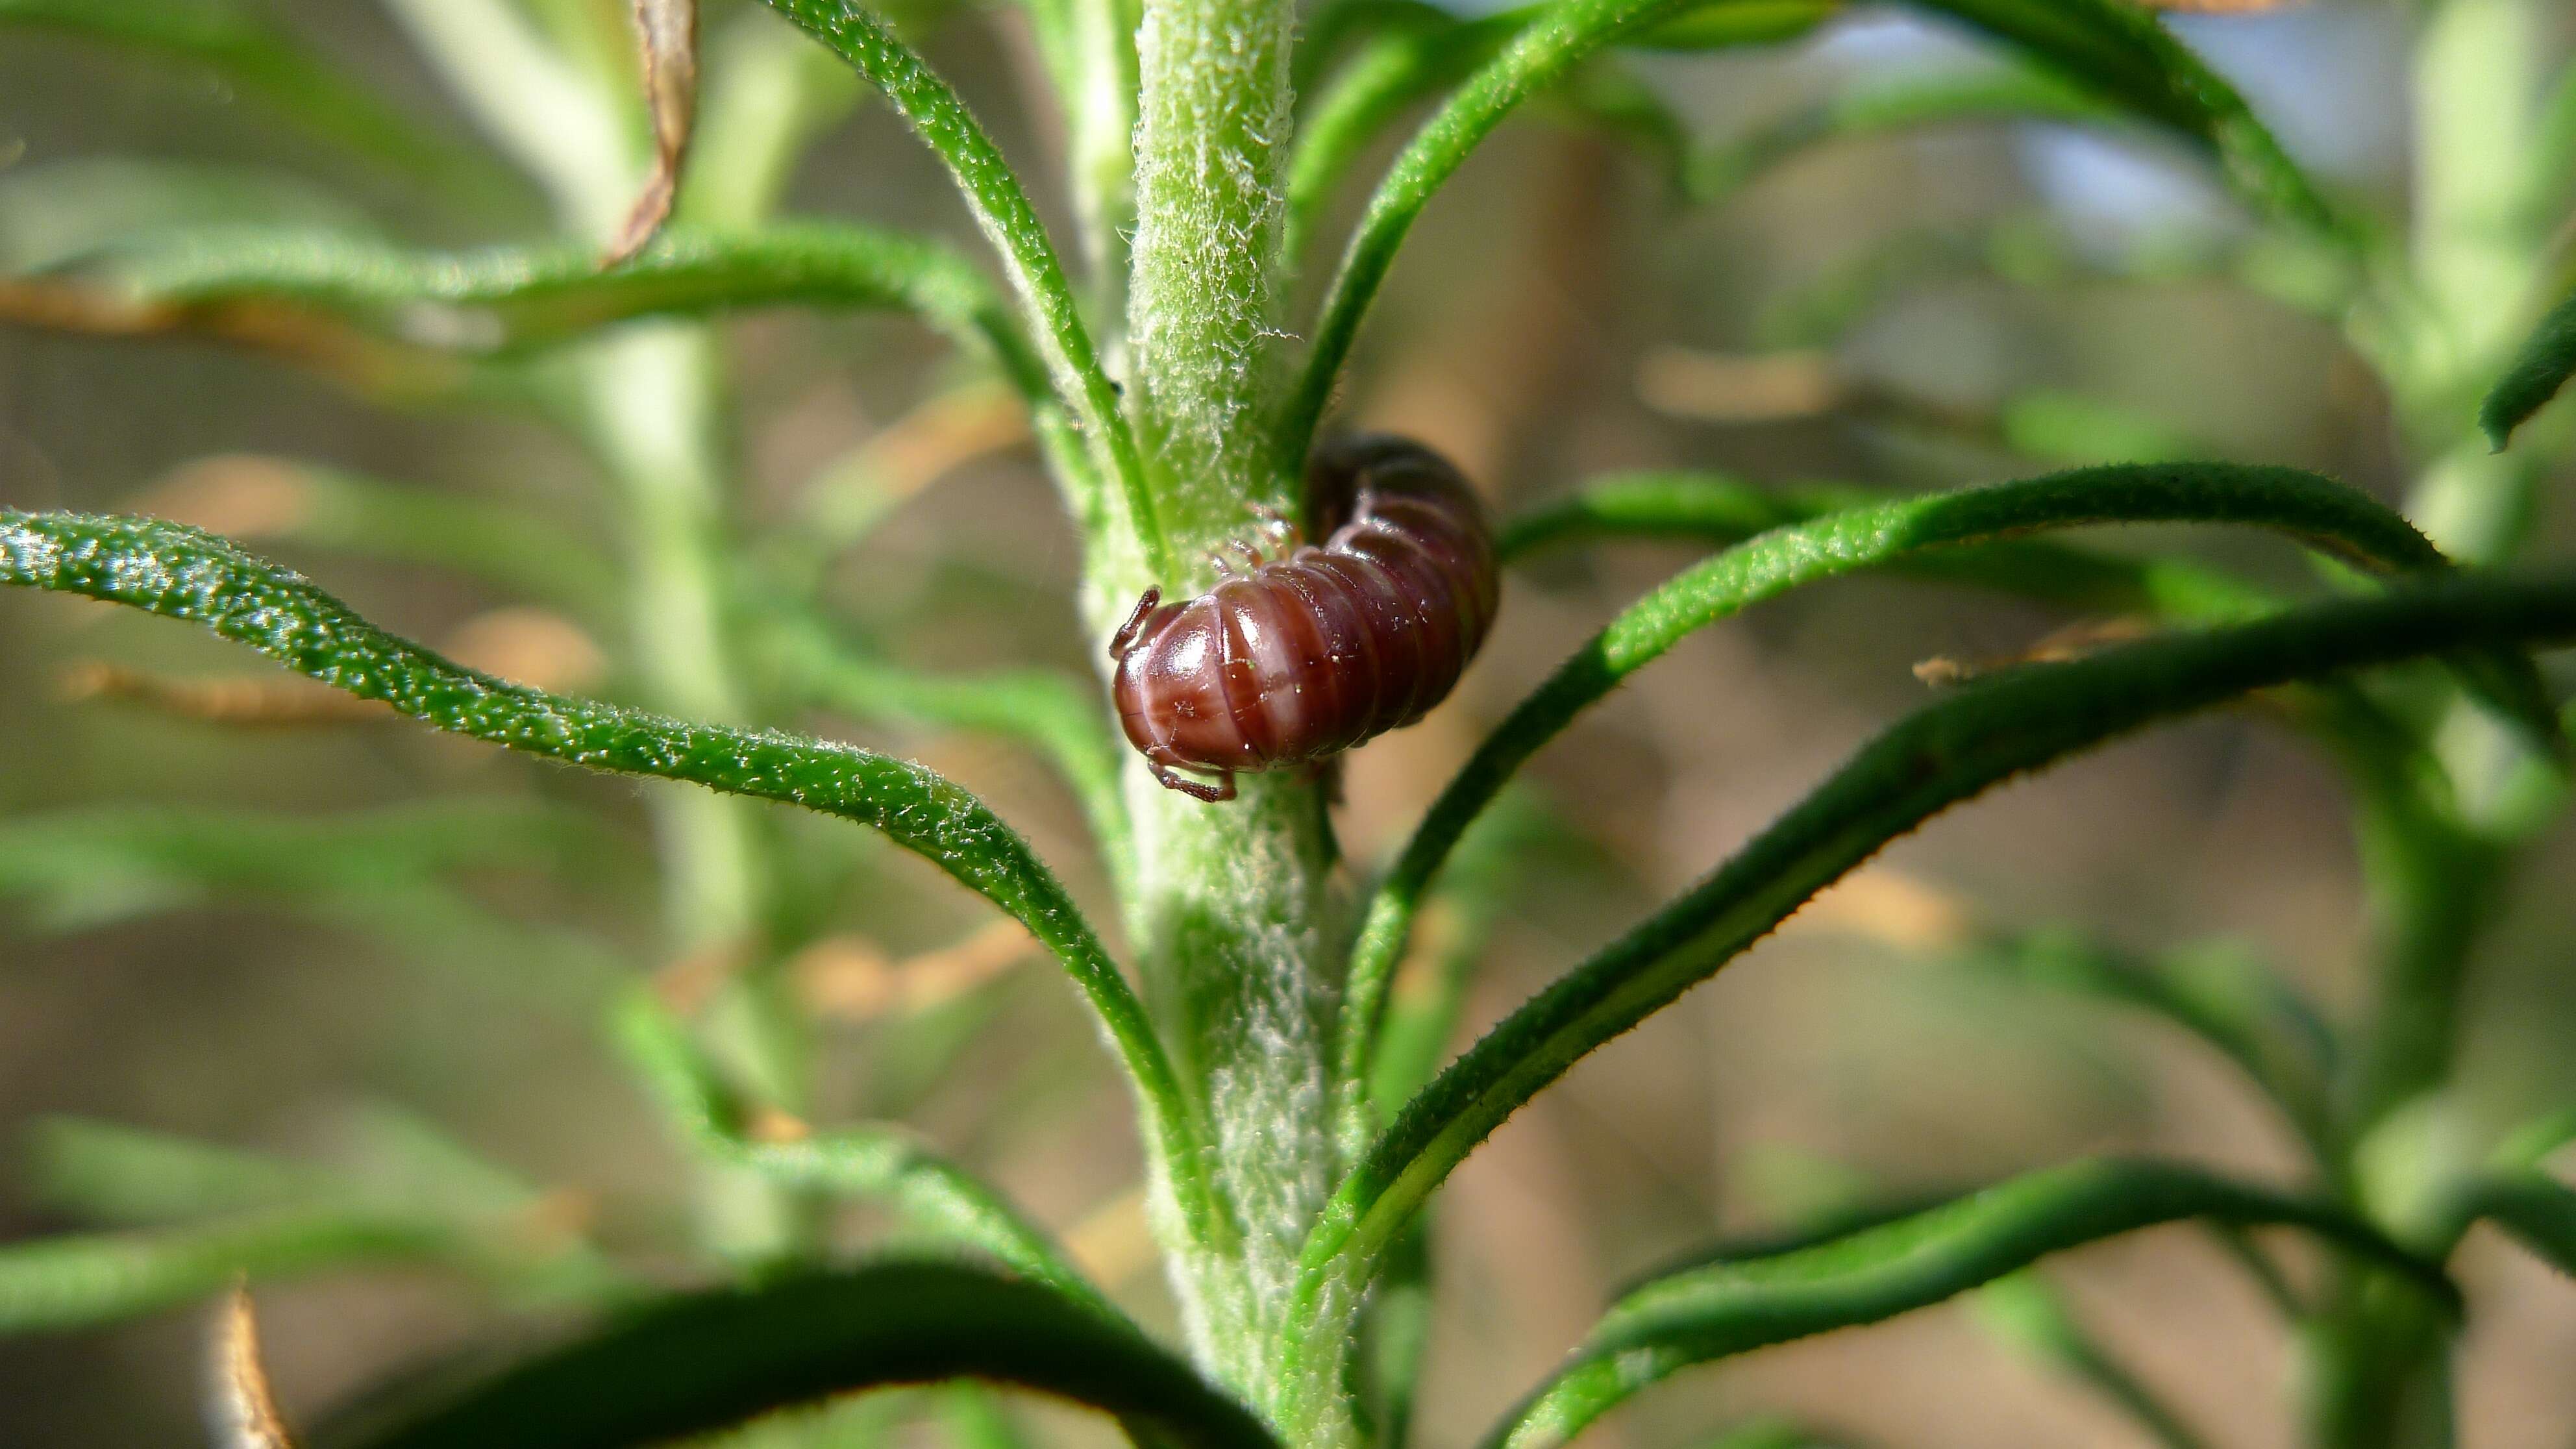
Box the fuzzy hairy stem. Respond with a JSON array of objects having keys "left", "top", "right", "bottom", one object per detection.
[{"left": 1117, "top": 0, "right": 1341, "bottom": 1426}]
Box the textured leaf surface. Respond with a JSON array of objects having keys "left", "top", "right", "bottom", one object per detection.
[
  {"left": 1297, "top": 568, "right": 2576, "bottom": 1373},
  {"left": 1485, "top": 1159, "right": 2447, "bottom": 1449},
  {"left": 0, "top": 510, "right": 1225, "bottom": 1252},
  {"left": 310, "top": 1263, "right": 1278, "bottom": 1449},
  {"left": 1337, "top": 464, "right": 2470, "bottom": 1148}
]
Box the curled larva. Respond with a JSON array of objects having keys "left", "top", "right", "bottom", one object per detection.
[{"left": 1109, "top": 434, "right": 1499, "bottom": 802}]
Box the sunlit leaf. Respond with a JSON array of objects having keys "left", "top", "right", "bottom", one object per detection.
[
  {"left": 0, "top": 510, "right": 1228, "bottom": 1257},
  {"left": 1481, "top": 1160, "right": 2446, "bottom": 1449},
  {"left": 307, "top": 1262, "right": 1278, "bottom": 1449},
  {"left": 1338, "top": 463, "right": 2475, "bottom": 1150},
  {"left": 1291, "top": 567, "right": 2576, "bottom": 1391}
]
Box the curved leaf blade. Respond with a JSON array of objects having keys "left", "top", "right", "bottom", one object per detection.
[
  {"left": 0, "top": 510, "right": 1230, "bottom": 1257},
  {"left": 615, "top": 993, "right": 1123, "bottom": 1324},
  {"left": 1337, "top": 463, "right": 2466, "bottom": 1152},
  {"left": 309, "top": 1262, "right": 1279, "bottom": 1449},
  {"left": 1901, "top": 0, "right": 2338, "bottom": 234},
  {"left": 1280, "top": 0, "right": 1689, "bottom": 467},
  {"left": 747, "top": 0, "right": 1166, "bottom": 577},
  {"left": 2480, "top": 289, "right": 2576, "bottom": 451},
  {"left": 1483, "top": 1159, "right": 2448, "bottom": 1449},
  {"left": 1302, "top": 567, "right": 2576, "bottom": 1356},
  {"left": 0, "top": 0, "right": 504, "bottom": 195},
  {"left": 0, "top": 1212, "right": 458, "bottom": 1335}
]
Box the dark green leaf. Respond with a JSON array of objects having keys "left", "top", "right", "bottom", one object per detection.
[
  {"left": 1296, "top": 567, "right": 2576, "bottom": 1387},
  {"left": 310, "top": 1262, "right": 1278, "bottom": 1449},
  {"left": 1481, "top": 1159, "right": 2445, "bottom": 1449},
  {"left": 0, "top": 510, "right": 1228, "bottom": 1257},
  {"left": 1338, "top": 463, "right": 2468, "bottom": 1155},
  {"left": 2480, "top": 289, "right": 2576, "bottom": 451}
]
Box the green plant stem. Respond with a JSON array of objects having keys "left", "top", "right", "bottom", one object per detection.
[
  {"left": 567, "top": 324, "right": 811, "bottom": 1260},
  {"left": 1122, "top": 0, "right": 1342, "bottom": 1414}
]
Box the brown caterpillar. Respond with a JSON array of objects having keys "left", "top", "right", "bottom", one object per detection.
[{"left": 1108, "top": 435, "right": 1498, "bottom": 802}]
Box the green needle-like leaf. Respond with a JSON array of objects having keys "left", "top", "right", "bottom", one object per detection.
[
  {"left": 61, "top": 225, "right": 1048, "bottom": 397},
  {"left": 0, "top": 800, "right": 628, "bottom": 934},
  {"left": 1683, "top": 67, "right": 2105, "bottom": 208},
  {"left": 2434, "top": 1173, "right": 2576, "bottom": 1274},
  {"left": 1295, "top": 567, "right": 2576, "bottom": 1376},
  {"left": 0, "top": 510, "right": 1231, "bottom": 1259},
  {"left": 0, "top": 1211, "right": 460, "bottom": 1334},
  {"left": 2480, "top": 289, "right": 2576, "bottom": 451},
  {"left": 1901, "top": 0, "right": 2339, "bottom": 236},
  {"left": 1481, "top": 1160, "right": 2447, "bottom": 1449},
  {"left": 1338, "top": 463, "right": 2468, "bottom": 1155},
  {"left": 308, "top": 1262, "right": 1280, "bottom": 1449},
  {"left": 761, "top": 613, "right": 1132, "bottom": 886},
  {"left": 1282, "top": 0, "right": 2340, "bottom": 467},
  {"left": 24, "top": 1119, "right": 323, "bottom": 1228},
  {"left": 749, "top": 0, "right": 1166, "bottom": 579},
  {"left": 0, "top": 0, "right": 507, "bottom": 197},
  {"left": 617, "top": 993, "right": 1124, "bottom": 1324},
  {"left": 1280, "top": 0, "right": 1692, "bottom": 469}
]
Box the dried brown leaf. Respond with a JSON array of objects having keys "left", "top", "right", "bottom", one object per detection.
[
  {"left": 608, "top": 0, "right": 701, "bottom": 266},
  {"left": 209, "top": 1287, "right": 296, "bottom": 1449}
]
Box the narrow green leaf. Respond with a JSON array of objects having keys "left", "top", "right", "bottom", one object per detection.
[
  {"left": 0, "top": 800, "right": 627, "bottom": 933},
  {"left": 1968, "top": 932, "right": 2336, "bottom": 1158},
  {"left": 1899, "top": 0, "right": 2339, "bottom": 235},
  {"left": 64, "top": 225, "right": 1047, "bottom": 395},
  {"left": 2436, "top": 1173, "right": 2576, "bottom": 1274},
  {"left": 1298, "top": 567, "right": 2576, "bottom": 1369},
  {"left": 308, "top": 1263, "right": 1280, "bottom": 1449},
  {"left": 1337, "top": 463, "right": 2463, "bottom": 1156},
  {"left": 1971, "top": 1271, "right": 2208, "bottom": 1449},
  {"left": 615, "top": 993, "right": 1123, "bottom": 1324},
  {"left": 760, "top": 613, "right": 1132, "bottom": 886},
  {"left": 1685, "top": 66, "right": 2105, "bottom": 208},
  {"left": 2479, "top": 289, "right": 2576, "bottom": 451},
  {"left": 24, "top": 1119, "right": 321, "bottom": 1228},
  {"left": 1481, "top": 1159, "right": 2447, "bottom": 1449},
  {"left": 0, "top": 1211, "right": 458, "bottom": 1335},
  {"left": 0, "top": 0, "right": 506, "bottom": 196},
  {"left": 748, "top": 0, "right": 1167, "bottom": 580},
  {"left": 1280, "top": 0, "right": 1691, "bottom": 469},
  {"left": 0, "top": 510, "right": 1230, "bottom": 1259},
  {"left": 142, "top": 456, "right": 620, "bottom": 619}
]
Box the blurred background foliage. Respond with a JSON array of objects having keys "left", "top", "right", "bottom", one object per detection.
[{"left": 3, "top": 0, "right": 2576, "bottom": 1445}]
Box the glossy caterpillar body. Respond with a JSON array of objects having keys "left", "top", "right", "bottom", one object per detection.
[{"left": 1109, "top": 435, "right": 1498, "bottom": 802}]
